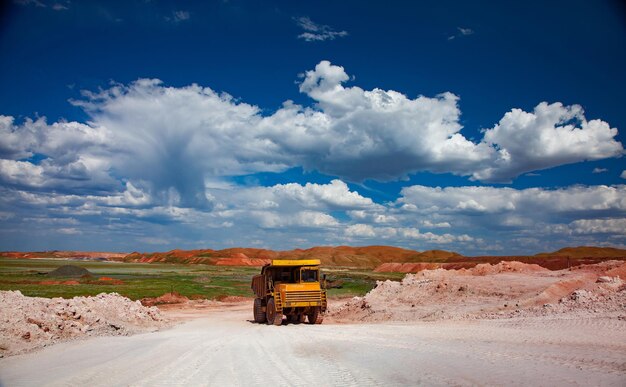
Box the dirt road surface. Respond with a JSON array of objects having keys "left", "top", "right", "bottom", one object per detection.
[{"left": 1, "top": 303, "right": 625, "bottom": 386}]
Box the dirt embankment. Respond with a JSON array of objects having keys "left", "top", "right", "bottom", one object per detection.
[
  {"left": 330, "top": 261, "right": 626, "bottom": 323},
  {"left": 140, "top": 292, "right": 191, "bottom": 307},
  {"left": 0, "top": 291, "right": 169, "bottom": 357}
]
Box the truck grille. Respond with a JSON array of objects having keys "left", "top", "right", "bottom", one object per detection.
[{"left": 284, "top": 290, "right": 321, "bottom": 304}]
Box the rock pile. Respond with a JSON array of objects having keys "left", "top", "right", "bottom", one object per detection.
[
  {"left": 46, "top": 265, "right": 92, "bottom": 277},
  {"left": 0, "top": 291, "right": 169, "bottom": 357},
  {"left": 330, "top": 261, "right": 626, "bottom": 323}
]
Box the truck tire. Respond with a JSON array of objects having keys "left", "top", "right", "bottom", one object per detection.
[
  {"left": 306, "top": 307, "right": 324, "bottom": 324},
  {"left": 266, "top": 298, "right": 282, "bottom": 326},
  {"left": 253, "top": 298, "right": 266, "bottom": 323}
]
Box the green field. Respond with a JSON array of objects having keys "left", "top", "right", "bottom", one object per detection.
[{"left": 0, "top": 258, "right": 397, "bottom": 300}]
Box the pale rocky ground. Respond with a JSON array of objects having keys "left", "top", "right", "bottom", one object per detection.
[
  {"left": 0, "top": 261, "right": 625, "bottom": 386},
  {"left": 1, "top": 302, "right": 625, "bottom": 386},
  {"left": 0, "top": 291, "right": 169, "bottom": 357},
  {"left": 329, "top": 261, "right": 626, "bottom": 323}
]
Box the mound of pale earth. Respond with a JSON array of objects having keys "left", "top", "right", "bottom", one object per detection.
[
  {"left": 465, "top": 260, "right": 548, "bottom": 275},
  {"left": 329, "top": 260, "right": 626, "bottom": 323},
  {"left": 606, "top": 262, "right": 626, "bottom": 278},
  {"left": 0, "top": 291, "right": 169, "bottom": 357},
  {"left": 375, "top": 262, "right": 477, "bottom": 273},
  {"left": 46, "top": 265, "right": 92, "bottom": 278},
  {"left": 374, "top": 260, "right": 548, "bottom": 274}
]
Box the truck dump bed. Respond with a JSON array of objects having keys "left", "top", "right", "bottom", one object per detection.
[{"left": 251, "top": 275, "right": 266, "bottom": 299}]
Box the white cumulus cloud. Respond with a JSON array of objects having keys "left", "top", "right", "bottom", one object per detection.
[
  {"left": 0, "top": 61, "right": 624, "bottom": 253},
  {"left": 2, "top": 61, "right": 621, "bottom": 203},
  {"left": 247, "top": 210, "right": 339, "bottom": 229},
  {"left": 212, "top": 179, "right": 377, "bottom": 213},
  {"left": 344, "top": 224, "right": 473, "bottom": 244},
  {"left": 398, "top": 184, "right": 626, "bottom": 219},
  {"left": 478, "top": 102, "right": 623, "bottom": 182},
  {"left": 0, "top": 160, "right": 45, "bottom": 187},
  {"left": 345, "top": 223, "right": 376, "bottom": 237}
]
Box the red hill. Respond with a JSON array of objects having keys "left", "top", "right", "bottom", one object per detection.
[
  {"left": 0, "top": 251, "right": 127, "bottom": 260},
  {"left": 4, "top": 246, "right": 625, "bottom": 271},
  {"left": 122, "top": 245, "right": 427, "bottom": 268},
  {"left": 535, "top": 246, "right": 626, "bottom": 259}
]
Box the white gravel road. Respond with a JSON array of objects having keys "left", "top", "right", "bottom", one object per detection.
[{"left": 1, "top": 304, "right": 625, "bottom": 386}]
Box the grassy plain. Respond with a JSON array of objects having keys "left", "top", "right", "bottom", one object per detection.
[{"left": 0, "top": 258, "right": 390, "bottom": 300}]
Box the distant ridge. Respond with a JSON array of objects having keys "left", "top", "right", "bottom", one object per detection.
[
  {"left": 122, "top": 245, "right": 438, "bottom": 268},
  {"left": 121, "top": 245, "right": 626, "bottom": 269},
  {"left": 375, "top": 246, "right": 626, "bottom": 273},
  {"left": 0, "top": 251, "right": 127, "bottom": 260},
  {"left": 535, "top": 246, "right": 626, "bottom": 259},
  {"left": 3, "top": 246, "right": 625, "bottom": 271}
]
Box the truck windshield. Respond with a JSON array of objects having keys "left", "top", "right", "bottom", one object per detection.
[{"left": 301, "top": 269, "right": 318, "bottom": 282}]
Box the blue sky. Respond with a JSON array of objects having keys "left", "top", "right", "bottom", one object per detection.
[{"left": 0, "top": 0, "right": 624, "bottom": 254}]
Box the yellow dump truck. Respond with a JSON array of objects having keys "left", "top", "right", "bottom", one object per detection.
[{"left": 251, "top": 259, "right": 327, "bottom": 325}]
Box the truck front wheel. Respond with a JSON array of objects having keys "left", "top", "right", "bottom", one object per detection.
[
  {"left": 266, "top": 298, "right": 282, "bottom": 326},
  {"left": 306, "top": 307, "right": 324, "bottom": 324}
]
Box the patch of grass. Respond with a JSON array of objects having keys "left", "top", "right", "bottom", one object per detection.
[
  {"left": 326, "top": 278, "right": 374, "bottom": 297},
  {"left": 0, "top": 258, "right": 403, "bottom": 300},
  {"left": 321, "top": 267, "right": 404, "bottom": 297},
  {"left": 0, "top": 258, "right": 259, "bottom": 300}
]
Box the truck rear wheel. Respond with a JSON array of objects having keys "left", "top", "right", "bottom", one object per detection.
[
  {"left": 266, "top": 298, "right": 282, "bottom": 326},
  {"left": 253, "top": 298, "right": 266, "bottom": 323},
  {"left": 306, "top": 307, "right": 324, "bottom": 324}
]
